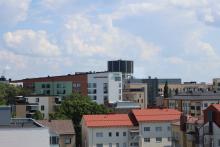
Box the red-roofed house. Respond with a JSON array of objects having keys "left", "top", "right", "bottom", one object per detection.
[{"left": 81, "top": 109, "right": 181, "bottom": 147}]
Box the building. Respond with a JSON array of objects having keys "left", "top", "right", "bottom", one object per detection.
[
  {"left": 13, "top": 74, "right": 88, "bottom": 97},
  {"left": 82, "top": 114, "right": 134, "bottom": 147},
  {"left": 203, "top": 104, "right": 220, "bottom": 147},
  {"left": 213, "top": 78, "right": 220, "bottom": 92},
  {"left": 0, "top": 75, "right": 9, "bottom": 84},
  {"left": 164, "top": 92, "right": 220, "bottom": 117},
  {"left": 158, "top": 81, "right": 210, "bottom": 97},
  {"left": 127, "top": 77, "right": 181, "bottom": 106},
  {"left": 108, "top": 60, "right": 133, "bottom": 79},
  {"left": 15, "top": 96, "right": 61, "bottom": 119},
  {"left": 0, "top": 106, "right": 51, "bottom": 147},
  {"left": 37, "top": 120, "right": 76, "bottom": 147},
  {"left": 123, "top": 83, "right": 148, "bottom": 108},
  {"left": 87, "top": 72, "right": 122, "bottom": 104},
  {"left": 81, "top": 108, "right": 181, "bottom": 147}
]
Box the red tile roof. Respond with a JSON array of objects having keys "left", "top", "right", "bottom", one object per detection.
[
  {"left": 83, "top": 114, "right": 133, "bottom": 128},
  {"left": 212, "top": 104, "right": 220, "bottom": 111},
  {"left": 37, "top": 120, "right": 75, "bottom": 135},
  {"left": 132, "top": 109, "right": 181, "bottom": 123}
]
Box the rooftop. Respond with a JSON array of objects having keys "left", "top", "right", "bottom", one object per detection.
[
  {"left": 37, "top": 120, "right": 75, "bottom": 135},
  {"left": 83, "top": 114, "right": 133, "bottom": 128},
  {"left": 211, "top": 104, "right": 220, "bottom": 111},
  {"left": 132, "top": 109, "right": 181, "bottom": 123},
  {"left": 0, "top": 118, "right": 43, "bottom": 128}
]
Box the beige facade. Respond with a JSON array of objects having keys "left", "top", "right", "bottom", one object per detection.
[
  {"left": 123, "top": 83, "right": 148, "bottom": 108},
  {"left": 159, "top": 82, "right": 210, "bottom": 97},
  {"left": 213, "top": 78, "right": 220, "bottom": 92},
  {"left": 15, "top": 96, "right": 61, "bottom": 119},
  {"left": 171, "top": 122, "right": 186, "bottom": 147}
]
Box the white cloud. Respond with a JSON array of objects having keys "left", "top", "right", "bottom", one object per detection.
[
  {"left": 0, "top": 0, "right": 31, "bottom": 25},
  {"left": 40, "top": 0, "right": 72, "bottom": 10},
  {"left": 3, "top": 30, "right": 60, "bottom": 57}
]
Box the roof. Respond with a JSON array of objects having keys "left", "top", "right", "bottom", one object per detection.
[
  {"left": 132, "top": 109, "right": 181, "bottom": 123},
  {"left": 212, "top": 104, "right": 220, "bottom": 111},
  {"left": 187, "top": 116, "right": 204, "bottom": 124},
  {"left": 83, "top": 114, "right": 133, "bottom": 128},
  {"left": 37, "top": 120, "right": 75, "bottom": 135}
]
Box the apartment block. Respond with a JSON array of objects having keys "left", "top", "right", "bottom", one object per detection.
[
  {"left": 13, "top": 74, "right": 88, "bottom": 97},
  {"left": 87, "top": 72, "right": 122, "bottom": 104},
  {"left": 213, "top": 78, "right": 220, "bottom": 92},
  {"left": 123, "top": 83, "right": 148, "bottom": 108},
  {"left": 15, "top": 96, "right": 61, "bottom": 119},
  {"left": 164, "top": 92, "right": 220, "bottom": 117},
  {"left": 81, "top": 108, "right": 181, "bottom": 147}
]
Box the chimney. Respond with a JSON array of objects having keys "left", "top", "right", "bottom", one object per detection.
[{"left": 0, "top": 106, "right": 11, "bottom": 126}]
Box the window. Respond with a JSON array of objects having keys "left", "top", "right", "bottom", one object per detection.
[
  {"left": 119, "top": 89, "right": 121, "bottom": 94},
  {"left": 116, "top": 143, "right": 119, "bottom": 147},
  {"left": 88, "top": 83, "right": 96, "bottom": 88},
  {"left": 96, "top": 144, "right": 103, "bottom": 147},
  {"left": 119, "top": 83, "right": 122, "bottom": 88},
  {"left": 167, "top": 126, "right": 171, "bottom": 131},
  {"left": 42, "top": 84, "right": 45, "bottom": 88},
  {"left": 191, "top": 106, "right": 195, "bottom": 110},
  {"left": 144, "top": 127, "right": 150, "bottom": 131},
  {"left": 144, "top": 138, "right": 150, "bottom": 142},
  {"left": 109, "top": 143, "right": 112, "bottom": 147},
  {"left": 41, "top": 105, "right": 44, "bottom": 111},
  {"left": 36, "top": 98, "right": 39, "bottom": 102},
  {"left": 96, "top": 132, "right": 103, "bottom": 137},
  {"left": 218, "top": 139, "right": 220, "bottom": 146},
  {"left": 46, "top": 84, "right": 50, "bottom": 88},
  {"left": 204, "top": 103, "right": 208, "bottom": 107},
  {"left": 115, "top": 77, "right": 121, "bottom": 81},
  {"left": 156, "top": 137, "right": 162, "bottom": 143},
  {"left": 123, "top": 143, "right": 127, "bottom": 147},
  {"left": 123, "top": 132, "right": 126, "bottom": 136},
  {"left": 155, "top": 127, "right": 162, "bottom": 132},
  {"left": 50, "top": 136, "right": 59, "bottom": 145},
  {"left": 104, "top": 83, "right": 108, "bottom": 94},
  {"left": 116, "top": 132, "right": 119, "bottom": 136},
  {"left": 65, "top": 138, "right": 71, "bottom": 144},
  {"left": 168, "top": 137, "right": 171, "bottom": 142},
  {"left": 109, "top": 132, "right": 112, "bottom": 137},
  {"left": 196, "top": 106, "right": 201, "bottom": 110}
]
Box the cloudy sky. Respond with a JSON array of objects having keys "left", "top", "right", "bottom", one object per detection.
[{"left": 0, "top": 0, "right": 220, "bottom": 82}]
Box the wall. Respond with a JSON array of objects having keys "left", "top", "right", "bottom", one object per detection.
[
  {"left": 0, "top": 128, "right": 50, "bottom": 147},
  {"left": 59, "top": 134, "right": 75, "bottom": 147}
]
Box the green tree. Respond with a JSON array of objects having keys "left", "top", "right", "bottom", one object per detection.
[
  {"left": 0, "top": 98, "right": 6, "bottom": 105},
  {"left": 33, "top": 111, "right": 44, "bottom": 120},
  {"left": 53, "top": 93, "right": 111, "bottom": 146},
  {"left": 164, "top": 81, "right": 169, "bottom": 98}
]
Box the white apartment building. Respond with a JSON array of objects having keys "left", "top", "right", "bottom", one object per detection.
[
  {"left": 82, "top": 109, "right": 181, "bottom": 147},
  {"left": 87, "top": 72, "right": 122, "bottom": 104}
]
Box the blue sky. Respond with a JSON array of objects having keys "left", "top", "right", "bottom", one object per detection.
[{"left": 0, "top": 0, "right": 220, "bottom": 83}]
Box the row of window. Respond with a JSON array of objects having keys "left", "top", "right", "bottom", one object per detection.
[
  {"left": 50, "top": 136, "right": 71, "bottom": 145},
  {"left": 96, "top": 132, "right": 126, "bottom": 137},
  {"left": 97, "top": 143, "right": 126, "bottom": 147},
  {"left": 144, "top": 126, "right": 170, "bottom": 132},
  {"left": 144, "top": 137, "right": 171, "bottom": 143}
]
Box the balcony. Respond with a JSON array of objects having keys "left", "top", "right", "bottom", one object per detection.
[{"left": 26, "top": 105, "right": 39, "bottom": 112}]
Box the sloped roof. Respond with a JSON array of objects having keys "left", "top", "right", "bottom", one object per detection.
[
  {"left": 37, "top": 120, "right": 75, "bottom": 135},
  {"left": 83, "top": 114, "right": 133, "bottom": 128},
  {"left": 132, "top": 109, "right": 181, "bottom": 123}
]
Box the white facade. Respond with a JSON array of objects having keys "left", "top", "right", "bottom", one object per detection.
[
  {"left": 82, "top": 126, "right": 130, "bottom": 147},
  {"left": 0, "top": 128, "right": 50, "bottom": 147},
  {"left": 87, "top": 72, "right": 122, "bottom": 104},
  {"left": 139, "top": 122, "right": 172, "bottom": 147}
]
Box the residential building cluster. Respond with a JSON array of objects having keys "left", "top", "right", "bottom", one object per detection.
[{"left": 2, "top": 59, "right": 220, "bottom": 147}]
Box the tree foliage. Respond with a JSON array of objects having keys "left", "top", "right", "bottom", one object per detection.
[
  {"left": 33, "top": 111, "right": 44, "bottom": 120},
  {"left": 53, "top": 93, "right": 112, "bottom": 146},
  {"left": 0, "top": 83, "right": 31, "bottom": 104}
]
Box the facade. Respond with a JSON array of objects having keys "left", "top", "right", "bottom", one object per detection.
[
  {"left": 87, "top": 72, "right": 122, "bottom": 104},
  {"left": 0, "top": 106, "right": 52, "bottom": 147},
  {"left": 13, "top": 74, "right": 88, "bottom": 97},
  {"left": 213, "top": 78, "right": 220, "bottom": 92},
  {"left": 123, "top": 83, "right": 148, "bottom": 108},
  {"left": 127, "top": 78, "right": 181, "bottom": 106},
  {"left": 82, "top": 109, "right": 181, "bottom": 147},
  {"left": 108, "top": 60, "right": 133, "bottom": 79},
  {"left": 158, "top": 82, "right": 210, "bottom": 97},
  {"left": 37, "top": 120, "right": 76, "bottom": 147},
  {"left": 15, "top": 96, "right": 61, "bottom": 119},
  {"left": 164, "top": 92, "right": 220, "bottom": 117}
]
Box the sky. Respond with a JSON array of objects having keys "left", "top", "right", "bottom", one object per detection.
[{"left": 0, "top": 0, "right": 220, "bottom": 83}]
